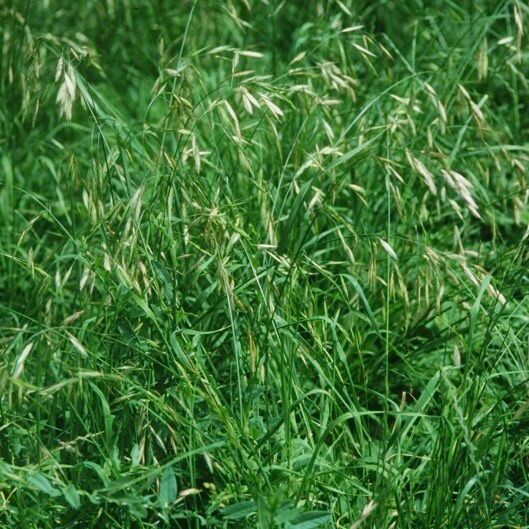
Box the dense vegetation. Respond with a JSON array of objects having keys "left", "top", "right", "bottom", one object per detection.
[{"left": 1, "top": 0, "right": 529, "bottom": 527}]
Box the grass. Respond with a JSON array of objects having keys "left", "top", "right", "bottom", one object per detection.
[{"left": 1, "top": 0, "right": 529, "bottom": 527}]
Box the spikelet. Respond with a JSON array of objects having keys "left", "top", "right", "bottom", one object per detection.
[
  {"left": 179, "top": 488, "right": 201, "bottom": 498},
  {"left": 352, "top": 42, "right": 376, "bottom": 58},
  {"left": 224, "top": 100, "right": 242, "bottom": 139},
  {"left": 351, "top": 501, "right": 377, "bottom": 529},
  {"left": 424, "top": 82, "right": 447, "bottom": 133},
  {"left": 62, "top": 310, "right": 84, "bottom": 325},
  {"left": 259, "top": 93, "right": 284, "bottom": 119},
  {"left": 56, "top": 60, "right": 76, "bottom": 121},
  {"left": 461, "top": 262, "right": 507, "bottom": 305},
  {"left": 68, "top": 333, "right": 88, "bottom": 357},
  {"left": 181, "top": 133, "right": 210, "bottom": 173},
  {"left": 453, "top": 345, "right": 461, "bottom": 368},
  {"left": 79, "top": 267, "right": 90, "bottom": 291},
  {"left": 458, "top": 84, "right": 486, "bottom": 124},
  {"left": 461, "top": 263, "right": 480, "bottom": 287},
  {"left": 487, "top": 283, "right": 507, "bottom": 306},
  {"left": 406, "top": 150, "right": 437, "bottom": 194},
  {"left": 319, "top": 61, "right": 357, "bottom": 100},
  {"left": 237, "top": 49, "right": 264, "bottom": 59},
  {"left": 239, "top": 86, "right": 260, "bottom": 115},
  {"left": 12, "top": 342, "right": 34, "bottom": 379},
  {"left": 441, "top": 169, "right": 481, "bottom": 219},
  {"left": 477, "top": 37, "right": 489, "bottom": 80},
  {"left": 379, "top": 238, "right": 398, "bottom": 260}
]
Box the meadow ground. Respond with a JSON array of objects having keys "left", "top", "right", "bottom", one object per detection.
[{"left": 1, "top": 1, "right": 529, "bottom": 527}]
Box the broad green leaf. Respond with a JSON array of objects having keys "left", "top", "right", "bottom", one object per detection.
[
  {"left": 83, "top": 461, "right": 110, "bottom": 487},
  {"left": 288, "top": 511, "right": 331, "bottom": 529},
  {"left": 27, "top": 473, "right": 61, "bottom": 497},
  {"left": 62, "top": 483, "right": 81, "bottom": 509},
  {"left": 130, "top": 443, "right": 142, "bottom": 467},
  {"left": 222, "top": 500, "right": 257, "bottom": 519},
  {"left": 158, "top": 465, "right": 177, "bottom": 507}
]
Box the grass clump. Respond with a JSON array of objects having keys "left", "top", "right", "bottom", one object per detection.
[{"left": 1, "top": 0, "right": 529, "bottom": 527}]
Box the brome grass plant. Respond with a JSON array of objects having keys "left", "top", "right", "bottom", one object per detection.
[{"left": 1, "top": 0, "right": 529, "bottom": 527}]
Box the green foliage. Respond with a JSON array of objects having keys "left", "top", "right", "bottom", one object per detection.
[{"left": 1, "top": 0, "right": 529, "bottom": 527}]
